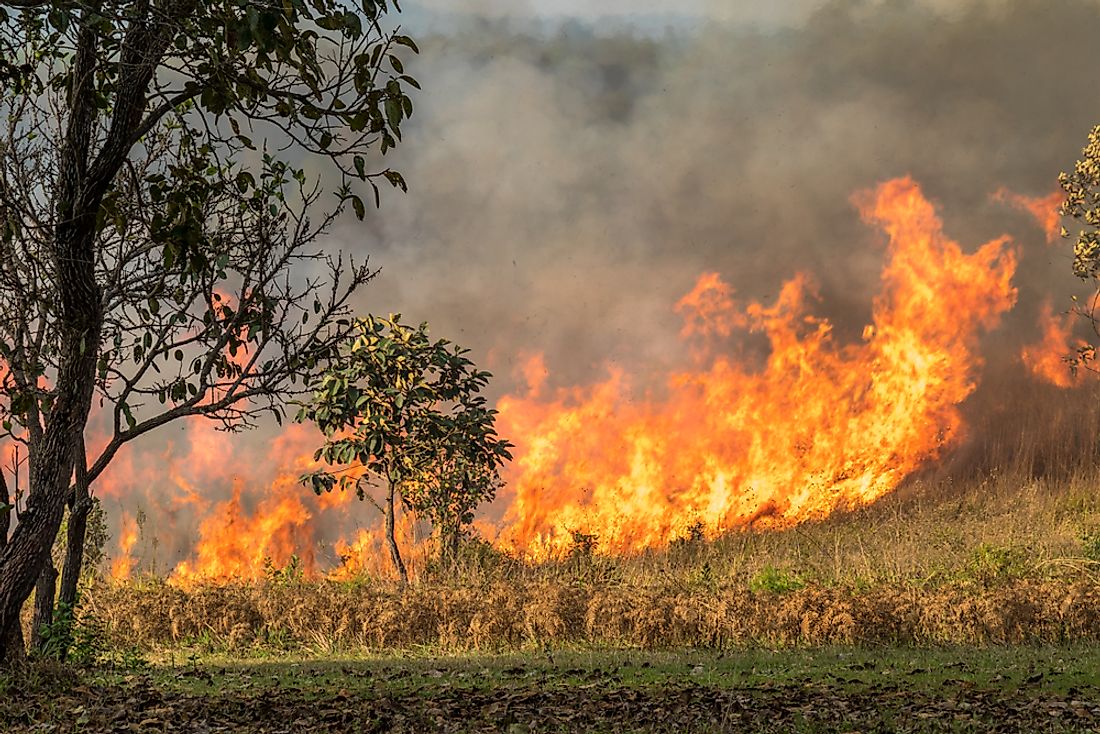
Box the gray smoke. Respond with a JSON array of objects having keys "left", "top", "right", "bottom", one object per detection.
[{"left": 345, "top": 0, "right": 1100, "bottom": 392}]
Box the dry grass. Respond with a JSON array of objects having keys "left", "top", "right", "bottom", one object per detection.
[
  {"left": 83, "top": 465, "right": 1100, "bottom": 653},
  {"left": 85, "top": 382, "right": 1100, "bottom": 654},
  {"left": 83, "top": 576, "right": 1100, "bottom": 652}
]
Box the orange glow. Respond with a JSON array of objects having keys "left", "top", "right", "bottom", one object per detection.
[
  {"left": 1021, "top": 300, "right": 1091, "bottom": 388},
  {"left": 111, "top": 513, "right": 139, "bottom": 580},
  {"left": 99, "top": 176, "right": 1046, "bottom": 581},
  {"left": 328, "top": 511, "right": 425, "bottom": 581},
  {"left": 994, "top": 187, "right": 1065, "bottom": 244},
  {"left": 169, "top": 476, "right": 315, "bottom": 586},
  {"left": 674, "top": 272, "right": 746, "bottom": 340},
  {"left": 493, "top": 177, "right": 1018, "bottom": 558}
]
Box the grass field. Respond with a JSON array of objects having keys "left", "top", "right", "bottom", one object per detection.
[
  {"left": 5, "top": 646, "right": 1100, "bottom": 732},
  {"left": 78, "top": 462, "right": 1100, "bottom": 656},
  {"left": 23, "top": 447, "right": 1100, "bottom": 732}
]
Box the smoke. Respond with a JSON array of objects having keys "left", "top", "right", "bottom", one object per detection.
[
  {"left": 100, "top": 0, "right": 1100, "bottom": 573},
  {"left": 341, "top": 0, "right": 1097, "bottom": 386}
]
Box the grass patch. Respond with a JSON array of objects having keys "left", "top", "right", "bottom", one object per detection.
[{"left": 6, "top": 646, "right": 1100, "bottom": 732}]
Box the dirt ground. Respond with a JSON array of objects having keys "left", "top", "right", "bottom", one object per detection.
[{"left": 4, "top": 647, "right": 1100, "bottom": 733}]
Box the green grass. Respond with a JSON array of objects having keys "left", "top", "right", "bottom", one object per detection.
[
  {"left": 120, "top": 645, "right": 1100, "bottom": 696},
  {"left": 7, "top": 646, "right": 1100, "bottom": 732}
]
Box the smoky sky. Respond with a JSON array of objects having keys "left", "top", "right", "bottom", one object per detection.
[
  {"left": 99, "top": 0, "right": 1100, "bottom": 568},
  {"left": 330, "top": 0, "right": 1100, "bottom": 393}
]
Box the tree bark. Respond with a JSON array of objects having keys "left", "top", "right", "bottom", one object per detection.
[
  {"left": 0, "top": 473, "right": 22, "bottom": 664},
  {"left": 0, "top": 2, "right": 138, "bottom": 663},
  {"left": 29, "top": 556, "right": 56, "bottom": 652},
  {"left": 55, "top": 435, "right": 91, "bottom": 663},
  {"left": 384, "top": 482, "right": 408, "bottom": 586},
  {"left": 58, "top": 497, "right": 90, "bottom": 610},
  {"left": 2, "top": 618, "right": 25, "bottom": 665},
  {"left": 441, "top": 521, "right": 459, "bottom": 566}
]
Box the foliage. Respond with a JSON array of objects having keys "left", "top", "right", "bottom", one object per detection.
[
  {"left": 1081, "top": 528, "right": 1100, "bottom": 563},
  {"left": 298, "top": 315, "right": 512, "bottom": 569},
  {"left": 963, "top": 543, "right": 1031, "bottom": 586},
  {"left": 0, "top": 0, "right": 421, "bottom": 653},
  {"left": 263, "top": 554, "right": 304, "bottom": 586},
  {"left": 567, "top": 530, "right": 599, "bottom": 560},
  {"left": 0, "top": 0, "right": 421, "bottom": 455},
  {"left": 748, "top": 566, "right": 806, "bottom": 594},
  {"left": 32, "top": 598, "right": 140, "bottom": 668},
  {"left": 1060, "top": 125, "right": 1100, "bottom": 371}
]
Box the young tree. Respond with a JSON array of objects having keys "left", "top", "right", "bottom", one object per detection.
[
  {"left": 1060, "top": 125, "right": 1100, "bottom": 374},
  {"left": 0, "top": 0, "right": 418, "bottom": 661},
  {"left": 298, "top": 315, "right": 511, "bottom": 584},
  {"left": 403, "top": 414, "right": 506, "bottom": 565}
]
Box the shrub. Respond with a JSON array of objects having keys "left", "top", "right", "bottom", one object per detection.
[{"left": 749, "top": 566, "right": 806, "bottom": 594}]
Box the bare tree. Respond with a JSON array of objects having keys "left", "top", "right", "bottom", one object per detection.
[{"left": 0, "top": 0, "right": 418, "bottom": 661}]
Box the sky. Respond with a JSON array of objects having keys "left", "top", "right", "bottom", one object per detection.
[{"left": 403, "top": 0, "right": 969, "bottom": 27}]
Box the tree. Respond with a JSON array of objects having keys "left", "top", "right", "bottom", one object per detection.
[
  {"left": 1060, "top": 126, "right": 1100, "bottom": 373},
  {"left": 403, "top": 418, "right": 506, "bottom": 565},
  {"left": 0, "top": 0, "right": 419, "bottom": 661},
  {"left": 298, "top": 315, "right": 511, "bottom": 584}
]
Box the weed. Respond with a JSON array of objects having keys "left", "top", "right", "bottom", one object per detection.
[
  {"left": 263, "top": 555, "right": 304, "bottom": 586},
  {"left": 963, "top": 544, "right": 1032, "bottom": 585},
  {"left": 749, "top": 566, "right": 805, "bottom": 594},
  {"left": 568, "top": 530, "right": 599, "bottom": 560},
  {"left": 1080, "top": 529, "right": 1100, "bottom": 563}
]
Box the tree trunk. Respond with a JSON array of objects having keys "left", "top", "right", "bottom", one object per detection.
[
  {"left": 0, "top": 446, "right": 74, "bottom": 665},
  {"left": 0, "top": 473, "right": 22, "bottom": 664},
  {"left": 441, "top": 521, "right": 459, "bottom": 566},
  {"left": 385, "top": 482, "right": 408, "bottom": 586},
  {"left": 30, "top": 556, "right": 57, "bottom": 653},
  {"left": 0, "top": 3, "right": 160, "bottom": 665},
  {"left": 54, "top": 437, "right": 92, "bottom": 661},
  {"left": 2, "top": 619, "right": 25, "bottom": 665},
  {"left": 58, "top": 499, "right": 90, "bottom": 609}
]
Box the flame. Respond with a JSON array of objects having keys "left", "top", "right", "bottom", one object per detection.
[
  {"left": 994, "top": 187, "right": 1065, "bottom": 244},
  {"left": 169, "top": 476, "right": 315, "bottom": 586},
  {"left": 97, "top": 176, "right": 1034, "bottom": 580},
  {"left": 675, "top": 272, "right": 746, "bottom": 340},
  {"left": 1021, "top": 300, "right": 1091, "bottom": 388},
  {"left": 493, "top": 177, "right": 1018, "bottom": 558},
  {"left": 328, "top": 510, "right": 425, "bottom": 581},
  {"left": 110, "top": 513, "right": 139, "bottom": 580}
]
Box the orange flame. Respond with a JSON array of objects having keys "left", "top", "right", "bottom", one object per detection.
[
  {"left": 493, "top": 177, "right": 1018, "bottom": 558},
  {"left": 169, "top": 476, "right": 315, "bottom": 586},
  {"left": 1021, "top": 300, "right": 1091, "bottom": 388},
  {"left": 328, "top": 511, "right": 425, "bottom": 581},
  {"left": 994, "top": 187, "right": 1065, "bottom": 244},
  {"left": 100, "top": 176, "right": 1036, "bottom": 580},
  {"left": 110, "top": 513, "right": 139, "bottom": 580}
]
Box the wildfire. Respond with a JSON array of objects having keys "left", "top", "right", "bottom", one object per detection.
[
  {"left": 1021, "top": 300, "right": 1091, "bottom": 388},
  {"left": 493, "top": 177, "right": 1018, "bottom": 558},
  {"left": 98, "top": 176, "right": 1053, "bottom": 579},
  {"left": 994, "top": 187, "right": 1065, "bottom": 244},
  {"left": 169, "top": 477, "right": 315, "bottom": 586},
  {"left": 328, "top": 511, "right": 426, "bottom": 581},
  {"left": 110, "top": 513, "right": 139, "bottom": 580}
]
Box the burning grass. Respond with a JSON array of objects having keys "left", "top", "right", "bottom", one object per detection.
[{"left": 83, "top": 466, "right": 1100, "bottom": 654}]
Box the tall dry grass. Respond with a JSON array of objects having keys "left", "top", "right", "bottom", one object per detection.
[
  {"left": 83, "top": 466, "right": 1100, "bottom": 653},
  {"left": 83, "top": 577, "right": 1100, "bottom": 652},
  {"left": 85, "top": 380, "right": 1100, "bottom": 653}
]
